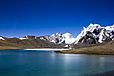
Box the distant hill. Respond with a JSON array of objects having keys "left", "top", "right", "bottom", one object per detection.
[{"left": 0, "top": 36, "right": 64, "bottom": 50}]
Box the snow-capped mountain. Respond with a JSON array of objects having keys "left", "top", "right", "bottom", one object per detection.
[
  {"left": 9, "top": 23, "right": 114, "bottom": 46},
  {"left": 74, "top": 23, "right": 114, "bottom": 44},
  {"left": 62, "top": 33, "right": 76, "bottom": 44},
  {"left": 19, "top": 35, "right": 37, "bottom": 40},
  {"left": 39, "top": 23, "right": 114, "bottom": 45},
  {"left": 39, "top": 33, "right": 76, "bottom": 44},
  {"left": 0, "top": 36, "right": 5, "bottom": 40},
  {"left": 49, "top": 33, "right": 63, "bottom": 44},
  {"left": 17, "top": 23, "right": 114, "bottom": 46}
]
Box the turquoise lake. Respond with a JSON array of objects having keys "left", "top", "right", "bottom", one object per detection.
[{"left": 0, "top": 50, "right": 114, "bottom": 76}]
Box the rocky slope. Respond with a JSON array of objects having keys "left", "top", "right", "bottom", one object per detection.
[
  {"left": 74, "top": 24, "right": 114, "bottom": 45},
  {"left": 58, "top": 40, "right": 114, "bottom": 55},
  {"left": 0, "top": 36, "right": 64, "bottom": 50}
]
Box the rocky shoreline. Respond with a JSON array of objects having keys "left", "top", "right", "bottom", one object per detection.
[
  {"left": 56, "top": 40, "right": 114, "bottom": 55},
  {"left": 57, "top": 49, "right": 114, "bottom": 55}
]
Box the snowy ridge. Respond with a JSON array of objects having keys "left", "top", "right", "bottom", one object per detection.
[
  {"left": 17, "top": 23, "right": 114, "bottom": 45},
  {"left": 62, "top": 33, "right": 76, "bottom": 44},
  {"left": 19, "top": 36, "right": 29, "bottom": 40},
  {"left": 0, "top": 36, "right": 5, "bottom": 40},
  {"left": 74, "top": 23, "right": 114, "bottom": 44},
  {"left": 47, "top": 32, "right": 76, "bottom": 44}
]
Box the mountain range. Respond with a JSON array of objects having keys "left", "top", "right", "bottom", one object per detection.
[{"left": 0, "top": 23, "right": 114, "bottom": 50}]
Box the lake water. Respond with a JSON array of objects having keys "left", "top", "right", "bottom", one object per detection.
[{"left": 0, "top": 50, "right": 114, "bottom": 76}]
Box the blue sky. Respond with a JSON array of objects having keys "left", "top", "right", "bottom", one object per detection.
[{"left": 0, "top": 0, "right": 114, "bottom": 37}]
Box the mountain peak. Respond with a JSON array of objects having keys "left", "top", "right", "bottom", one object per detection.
[{"left": 75, "top": 23, "right": 114, "bottom": 44}]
